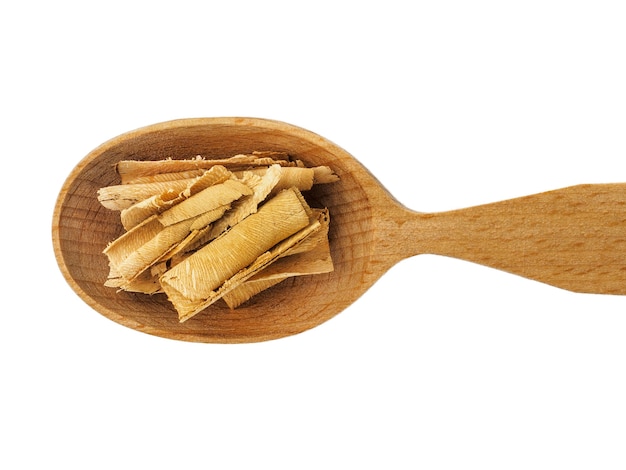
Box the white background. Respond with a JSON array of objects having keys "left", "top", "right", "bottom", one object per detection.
[{"left": 2, "top": 1, "right": 626, "bottom": 468}]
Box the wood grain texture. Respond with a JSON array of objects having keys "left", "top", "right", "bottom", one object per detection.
[
  {"left": 378, "top": 184, "right": 626, "bottom": 294},
  {"left": 52, "top": 118, "right": 626, "bottom": 343}
]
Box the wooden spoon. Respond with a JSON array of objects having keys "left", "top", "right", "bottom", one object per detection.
[{"left": 52, "top": 117, "right": 626, "bottom": 343}]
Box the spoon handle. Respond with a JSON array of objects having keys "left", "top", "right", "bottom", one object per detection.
[{"left": 402, "top": 183, "right": 626, "bottom": 294}]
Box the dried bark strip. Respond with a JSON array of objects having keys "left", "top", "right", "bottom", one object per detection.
[{"left": 160, "top": 188, "right": 313, "bottom": 321}]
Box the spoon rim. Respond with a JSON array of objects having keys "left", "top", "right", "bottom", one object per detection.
[{"left": 52, "top": 117, "right": 388, "bottom": 343}]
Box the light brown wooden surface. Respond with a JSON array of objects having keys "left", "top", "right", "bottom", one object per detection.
[
  {"left": 52, "top": 118, "right": 626, "bottom": 343},
  {"left": 379, "top": 184, "right": 626, "bottom": 294}
]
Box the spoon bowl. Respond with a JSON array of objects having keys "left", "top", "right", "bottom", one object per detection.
[
  {"left": 53, "top": 117, "right": 626, "bottom": 343},
  {"left": 53, "top": 118, "right": 396, "bottom": 343}
]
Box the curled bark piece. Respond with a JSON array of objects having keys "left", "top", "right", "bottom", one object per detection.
[
  {"left": 117, "top": 152, "right": 293, "bottom": 184},
  {"left": 160, "top": 188, "right": 313, "bottom": 321},
  {"left": 120, "top": 189, "right": 180, "bottom": 231},
  {"left": 104, "top": 200, "right": 235, "bottom": 286},
  {"left": 158, "top": 179, "right": 252, "bottom": 227},
  {"left": 206, "top": 165, "right": 283, "bottom": 242},
  {"left": 115, "top": 218, "right": 195, "bottom": 282},
  {"left": 118, "top": 165, "right": 233, "bottom": 229},
  {"left": 222, "top": 209, "right": 332, "bottom": 308},
  {"left": 179, "top": 209, "right": 327, "bottom": 320},
  {"left": 120, "top": 169, "right": 206, "bottom": 185},
  {"left": 250, "top": 209, "right": 331, "bottom": 280},
  {"left": 180, "top": 165, "right": 233, "bottom": 197},
  {"left": 312, "top": 166, "right": 340, "bottom": 184},
  {"left": 98, "top": 165, "right": 234, "bottom": 211},
  {"left": 98, "top": 179, "right": 196, "bottom": 210},
  {"left": 237, "top": 167, "right": 314, "bottom": 192},
  {"left": 236, "top": 166, "right": 338, "bottom": 192}
]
